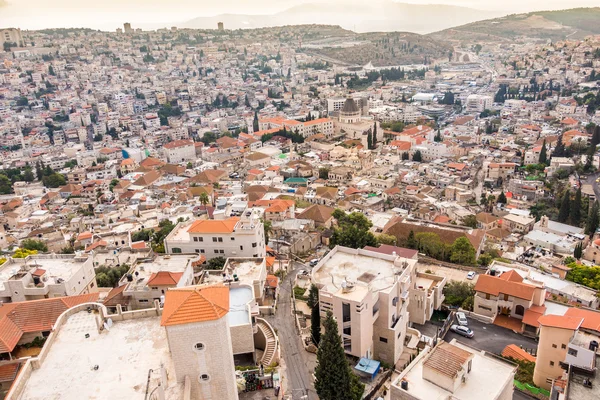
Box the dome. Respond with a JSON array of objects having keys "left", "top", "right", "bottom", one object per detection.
[{"left": 341, "top": 97, "right": 359, "bottom": 114}]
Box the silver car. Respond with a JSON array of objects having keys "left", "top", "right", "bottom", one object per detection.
[{"left": 450, "top": 324, "right": 474, "bottom": 338}]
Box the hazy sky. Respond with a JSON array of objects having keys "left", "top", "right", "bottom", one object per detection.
[{"left": 1, "top": 0, "right": 598, "bottom": 30}]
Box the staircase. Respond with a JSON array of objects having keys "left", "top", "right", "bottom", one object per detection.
[{"left": 256, "top": 318, "right": 278, "bottom": 367}]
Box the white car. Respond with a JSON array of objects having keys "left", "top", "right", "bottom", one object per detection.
[
  {"left": 456, "top": 312, "right": 468, "bottom": 326},
  {"left": 467, "top": 271, "right": 476, "bottom": 280},
  {"left": 309, "top": 258, "right": 319, "bottom": 267}
]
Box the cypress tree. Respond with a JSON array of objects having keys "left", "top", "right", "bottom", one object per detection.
[
  {"left": 585, "top": 201, "right": 600, "bottom": 236},
  {"left": 539, "top": 139, "right": 548, "bottom": 164},
  {"left": 572, "top": 188, "right": 582, "bottom": 226},
  {"left": 412, "top": 150, "right": 422, "bottom": 162},
  {"left": 591, "top": 125, "right": 600, "bottom": 147},
  {"left": 558, "top": 191, "right": 571, "bottom": 223},
  {"left": 552, "top": 135, "right": 566, "bottom": 158},
  {"left": 253, "top": 111, "right": 259, "bottom": 132},
  {"left": 315, "top": 312, "right": 364, "bottom": 400},
  {"left": 367, "top": 130, "right": 373, "bottom": 150},
  {"left": 372, "top": 123, "right": 377, "bottom": 149},
  {"left": 308, "top": 284, "right": 321, "bottom": 346},
  {"left": 406, "top": 230, "right": 417, "bottom": 249},
  {"left": 497, "top": 191, "right": 507, "bottom": 204},
  {"left": 574, "top": 242, "right": 583, "bottom": 259}
]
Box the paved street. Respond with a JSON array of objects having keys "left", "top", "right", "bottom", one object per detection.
[
  {"left": 265, "top": 261, "right": 317, "bottom": 400},
  {"left": 444, "top": 317, "right": 538, "bottom": 355}
]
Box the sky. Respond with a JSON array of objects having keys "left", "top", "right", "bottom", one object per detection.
[{"left": 1, "top": 0, "right": 597, "bottom": 31}]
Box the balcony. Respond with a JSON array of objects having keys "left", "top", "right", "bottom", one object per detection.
[{"left": 391, "top": 315, "right": 402, "bottom": 329}]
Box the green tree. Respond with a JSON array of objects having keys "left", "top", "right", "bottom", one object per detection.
[
  {"left": 412, "top": 150, "right": 422, "bottom": 162},
  {"left": 572, "top": 188, "right": 582, "bottom": 226},
  {"left": 131, "top": 229, "right": 152, "bottom": 242},
  {"left": 330, "top": 210, "right": 377, "bottom": 249},
  {"left": 538, "top": 139, "right": 547, "bottom": 164},
  {"left": 573, "top": 242, "right": 583, "bottom": 260},
  {"left": 253, "top": 111, "right": 259, "bottom": 132},
  {"left": 497, "top": 192, "right": 507, "bottom": 204},
  {"left": 443, "top": 280, "right": 475, "bottom": 308},
  {"left": 21, "top": 239, "right": 48, "bottom": 252},
  {"left": 199, "top": 192, "right": 210, "bottom": 206},
  {"left": 206, "top": 257, "right": 226, "bottom": 270},
  {"left": 462, "top": 215, "right": 478, "bottom": 228},
  {"left": 557, "top": 191, "right": 571, "bottom": 223},
  {"left": 401, "top": 152, "right": 409, "bottom": 161},
  {"left": 308, "top": 284, "right": 321, "bottom": 346},
  {"left": 449, "top": 237, "right": 476, "bottom": 265},
  {"left": 0, "top": 174, "right": 13, "bottom": 194},
  {"left": 376, "top": 233, "right": 397, "bottom": 246},
  {"left": 406, "top": 230, "right": 417, "bottom": 249},
  {"left": 585, "top": 201, "right": 600, "bottom": 236},
  {"left": 42, "top": 173, "right": 66, "bottom": 188},
  {"left": 415, "top": 232, "right": 449, "bottom": 260},
  {"left": 315, "top": 311, "right": 364, "bottom": 400},
  {"left": 23, "top": 169, "right": 35, "bottom": 182},
  {"left": 319, "top": 168, "right": 330, "bottom": 180},
  {"left": 109, "top": 178, "right": 120, "bottom": 192},
  {"left": 263, "top": 219, "right": 272, "bottom": 244},
  {"left": 367, "top": 130, "right": 373, "bottom": 150},
  {"left": 372, "top": 123, "right": 377, "bottom": 149}
]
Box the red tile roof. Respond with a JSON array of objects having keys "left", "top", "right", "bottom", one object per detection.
[
  {"left": 147, "top": 271, "right": 184, "bottom": 286},
  {"left": 161, "top": 286, "right": 229, "bottom": 326},
  {"left": 502, "top": 344, "right": 536, "bottom": 363},
  {"left": 474, "top": 272, "right": 537, "bottom": 300},
  {"left": 537, "top": 315, "right": 583, "bottom": 331},
  {"left": 564, "top": 308, "right": 600, "bottom": 333},
  {"left": 0, "top": 293, "right": 99, "bottom": 353}
]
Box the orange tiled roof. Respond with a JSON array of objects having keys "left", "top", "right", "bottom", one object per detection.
[
  {"left": 537, "top": 315, "right": 583, "bottom": 330},
  {"left": 161, "top": 286, "right": 229, "bottom": 326},
  {"left": 522, "top": 305, "right": 546, "bottom": 328},
  {"left": 0, "top": 293, "right": 99, "bottom": 353},
  {"left": 474, "top": 272, "right": 536, "bottom": 300},
  {"left": 147, "top": 271, "right": 183, "bottom": 286},
  {"left": 502, "top": 344, "right": 536, "bottom": 363},
  {"left": 564, "top": 308, "right": 600, "bottom": 333},
  {"left": 266, "top": 274, "right": 278, "bottom": 288},
  {"left": 187, "top": 217, "right": 239, "bottom": 234}
]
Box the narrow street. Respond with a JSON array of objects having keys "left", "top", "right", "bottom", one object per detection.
[{"left": 265, "top": 261, "right": 318, "bottom": 400}]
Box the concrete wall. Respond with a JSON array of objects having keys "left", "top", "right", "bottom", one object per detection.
[
  {"left": 533, "top": 325, "right": 574, "bottom": 390},
  {"left": 165, "top": 318, "right": 238, "bottom": 400},
  {"left": 230, "top": 324, "right": 255, "bottom": 355}
]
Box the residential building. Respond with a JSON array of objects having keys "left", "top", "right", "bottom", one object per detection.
[
  {"left": 164, "top": 213, "right": 266, "bottom": 259},
  {"left": 163, "top": 139, "right": 196, "bottom": 163},
  {"left": 503, "top": 214, "right": 536, "bottom": 234},
  {"left": 391, "top": 339, "right": 516, "bottom": 400}
]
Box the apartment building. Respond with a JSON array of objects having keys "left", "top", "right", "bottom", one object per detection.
[
  {"left": 259, "top": 117, "right": 334, "bottom": 138},
  {"left": 0, "top": 254, "right": 97, "bottom": 303},
  {"left": 162, "top": 139, "right": 195, "bottom": 163},
  {"left": 485, "top": 162, "right": 517, "bottom": 181},
  {"left": 503, "top": 214, "right": 536, "bottom": 234},
  {"left": 164, "top": 213, "right": 266, "bottom": 259},
  {"left": 391, "top": 340, "right": 516, "bottom": 400},
  {"left": 311, "top": 246, "right": 444, "bottom": 365},
  {"left": 465, "top": 94, "right": 493, "bottom": 113}
]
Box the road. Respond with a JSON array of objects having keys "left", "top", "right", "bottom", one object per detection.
[
  {"left": 265, "top": 261, "right": 317, "bottom": 400},
  {"left": 583, "top": 171, "right": 600, "bottom": 200},
  {"left": 444, "top": 317, "right": 538, "bottom": 355}
]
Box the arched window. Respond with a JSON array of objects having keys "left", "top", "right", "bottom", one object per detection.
[
  {"left": 194, "top": 343, "right": 205, "bottom": 351},
  {"left": 515, "top": 305, "right": 525, "bottom": 316}
]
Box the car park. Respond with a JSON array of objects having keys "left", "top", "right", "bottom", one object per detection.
[
  {"left": 450, "top": 324, "right": 474, "bottom": 338},
  {"left": 456, "top": 312, "right": 468, "bottom": 326}
]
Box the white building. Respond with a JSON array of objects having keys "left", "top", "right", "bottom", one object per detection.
[
  {"left": 0, "top": 254, "right": 97, "bottom": 303},
  {"left": 163, "top": 139, "right": 196, "bottom": 163},
  {"left": 391, "top": 339, "right": 516, "bottom": 400},
  {"left": 164, "top": 213, "right": 266, "bottom": 259},
  {"left": 465, "top": 95, "right": 493, "bottom": 113}
]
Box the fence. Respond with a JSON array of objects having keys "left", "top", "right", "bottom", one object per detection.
[{"left": 514, "top": 380, "right": 550, "bottom": 398}]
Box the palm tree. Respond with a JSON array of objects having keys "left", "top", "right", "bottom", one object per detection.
[{"left": 199, "top": 192, "right": 210, "bottom": 207}]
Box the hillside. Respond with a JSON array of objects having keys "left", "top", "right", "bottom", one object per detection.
[
  {"left": 183, "top": 1, "right": 498, "bottom": 34},
  {"left": 430, "top": 7, "right": 600, "bottom": 43},
  {"left": 305, "top": 31, "right": 452, "bottom": 67}
]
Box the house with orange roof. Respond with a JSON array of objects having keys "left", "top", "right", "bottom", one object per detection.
[
  {"left": 252, "top": 199, "right": 295, "bottom": 221},
  {"left": 164, "top": 216, "right": 266, "bottom": 259},
  {"left": 473, "top": 269, "right": 546, "bottom": 328}
]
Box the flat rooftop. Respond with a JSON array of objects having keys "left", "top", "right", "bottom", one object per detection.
[
  {"left": 125, "top": 254, "right": 199, "bottom": 291},
  {"left": 395, "top": 340, "right": 516, "bottom": 400},
  {"left": 203, "top": 258, "right": 266, "bottom": 287},
  {"left": 18, "top": 311, "right": 181, "bottom": 400},
  {"left": 313, "top": 247, "right": 416, "bottom": 293},
  {"left": 568, "top": 355, "right": 600, "bottom": 399},
  {"left": 0, "top": 255, "right": 89, "bottom": 290}
]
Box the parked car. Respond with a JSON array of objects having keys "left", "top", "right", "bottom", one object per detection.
[
  {"left": 467, "top": 271, "right": 476, "bottom": 280},
  {"left": 456, "top": 312, "right": 468, "bottom": 326},
  {"left": 309, "top": 258, "right": 319, "bottom": 267},
  {"left": 450, "top": 324, "right": 474, "bottom": 338}
]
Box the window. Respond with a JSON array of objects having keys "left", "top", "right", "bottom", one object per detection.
[
  {"left": 90, "top": 282, "right": 94, "bottom": 288},
  {"left": 172, "top": 248, "right": 182, "bottom": 253},
  {"left": 515, "top": 305, "right": 525, "bottom": 316},
  {"left": 200, "top": 249, "right": 205, "bottom": 254},
  {"left": 212, "top": 237, "right": 217, "bottom": 242},
  {"left": 199, "top": 237, "right": 203, "bottom": 242},
  {"left": 550, "top": 361, "right": 554, "bottom": 366},
  {"left": 195, "top": 249, "right": 200, "bottom": 253},
  {"left": 552, "top": 344, "right": 557, "bottom": 349},
  {"left": 561, "top": 344, "right": 566, "bottom": 349},
  {"left": 199, "top": 374, "right": 210, "bottom": 382},
  {"left": 503, "top": 294, "right": 509, "bottom": 301},
  {"left": 252, "top": 242, "right": 257, "bottom": 248},
  {"left": 231, "top": 237, "right": 235, "bottom": 241},
  {"left": 568, "top": 348, "right": 578, "bottom": 357},
  {"left": 139, "top": 299, "right": 149, "bottom": 303},
  {"left": 220, "top": 250, "right": 224, "bottom": 254},
  {"left": 218, "top": 237, "right": 223, "bottom": 242},
  {"left": 486, "top": 293, "right": 490, "bottom": 300},
  {"left": 194, "top": 343, "right": 205, "bottom": 351},
  {"left": 193, "top": 237, "right": 198, "bottom": 242},
  {"left": 379, "top": 337, "right": 388, "bottom": 343},
  {"left": 343, "top": 326, "right": 351, "bottom": 335},
  {"left": 240, "top": 246, "right": 244, "bottom": 250},
  {"left": 151, "top": 287, "right": 158, "bottom": 290},
  {"left": 214, "top": 250, "right": 220, "bottom": 254}
]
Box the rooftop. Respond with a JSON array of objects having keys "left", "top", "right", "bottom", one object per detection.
[
  {"left": 568, "top": 355, "right": 600, "bottom": 400},
  {"left": 124, "top": 254, "right": 199, "bottom": 292},
  {"left": 394, "top": 340, "right": 516, "bottom": 400},
  {"left": 19, "top": 311, "right": 181, "bottom": 400},
  {"left": 0, "top": 255, "right": 90, "bottom": 291},
  {"left": 312, "top": 246, "right": 416, "bottom": 293}
]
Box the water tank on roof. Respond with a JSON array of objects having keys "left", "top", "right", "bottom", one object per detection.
[
  {"left": 590, "top": 340, "right": 598, "bottom": 351},
  {"left": 126, "top": 274, "right": 133, "bottom": 282},
  {"left": 401, "top": 380, "right": 409, "bottom": 390}
]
